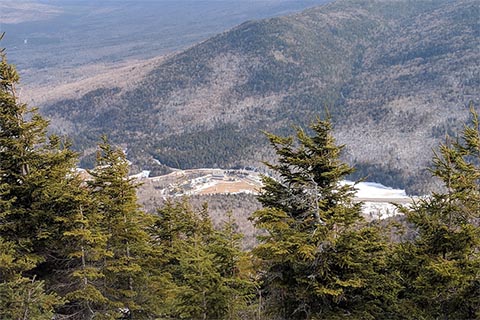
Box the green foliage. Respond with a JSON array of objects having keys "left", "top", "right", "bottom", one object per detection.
[
  {"left": 153, "top": 123, "right": 257, "bottom": 169},
  {"left": 0, "top": 43, "right": 50, "bottom": 264},
  {"left": 54, "top": 189, "right": 112, "bottom": 319},
  {"left": 3, "top": 28, "right": 480, "bottom": 320},
  {"left": 0, "top": 35, "right": 63, "bottom": 318},
  {"left": 151, "top": 201, "right": 257, "bottom": 319},
  {"left": 251, "top": 118, "right": 400, "bottom": 319},
  {"left": 88, "top": 137, "right": 155, "bottom": 317},
  {"left": 2, "top": 34, "right": 256, "bottom": 320},
  {"left": 395, "top": 104, "right": 480, "bottom": 319},
  {"left": 0, "top": 277, "right": 61, "bottom": 320}
]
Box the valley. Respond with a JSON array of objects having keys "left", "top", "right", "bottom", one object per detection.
[
  {"left": 2, "top": 0, "right": 478, "bottom": 211},
  {"left": 135, "top": 168, "right": 410, "bottom": 213},
  {"left": 1, "top": 1, "right": 478, "bottom": 318},
  {"left": 23, "top": 0, "right": 478, "bottom": 195},
  {"left": 2, "top": 0, "right": 330, "bottom": 99},
  {"left": 131, "top": 166, "right": 411, "bottom": 247}
]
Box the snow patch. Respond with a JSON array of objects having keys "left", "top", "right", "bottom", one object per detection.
[{"left": 343, "top": 181, "right": 408, "bottom": 198}]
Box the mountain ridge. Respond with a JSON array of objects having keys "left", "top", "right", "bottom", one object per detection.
[{"left": 39, "top": 0, "right": 479, "bottom": 193}]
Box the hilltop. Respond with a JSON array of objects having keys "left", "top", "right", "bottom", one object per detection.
[{"left": 35, "top": 0, "right": 479, "bottom": 194}]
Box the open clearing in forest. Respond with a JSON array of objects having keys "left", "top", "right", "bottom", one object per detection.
[{"left": 196, "top": 179, "right": 260, "bottom": 195}]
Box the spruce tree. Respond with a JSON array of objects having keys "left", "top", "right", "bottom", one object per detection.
[
  {"left": 175, "top": 208, "right": 256, "bottom": 320},
  {"left": 148, "top": 200, "right": 200, "bottom": 317},
  {"left": 88, "top": 137, "right": 154, "bottom": 318},
  {"left": 208, "top": 211, "right": 257, "bottom": 320},
  {"left": 151, "top": 201, "right": 256, "bottom": 319},
  {"left": 0, "top": 34, "right": 69, "bottom": 318},
  {"left": 53, "top": 182, "right": 112, "bottom": 320},
  {"left": 251, "top": 118, "right": 399, "bottom": 319},
  {"left": 0, "top": 276, "right": 60, "bottom": 320},
  {"left": 0, "top": 35, "right": 128, "bottom": 319},
  {"left": 395, "top": 105, "right": 480, "bottom": 319},
  {"left": 175, "top": 233, "right": 226, "bottom": 319},
  {"left": 0, "top": 35, "right": 51, "bottom": 267}
]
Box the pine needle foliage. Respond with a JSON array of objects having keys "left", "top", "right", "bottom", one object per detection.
[
  {"left": 395, "top": 104, "right": 480, "bottom": 319},
  {"left": 151, "top": 200, "right": 257, "bottom": 319},
  {"left": 0, "top": 33, "right": 63, "bottom": 319},
  {"left": 251, "top": 118, "right": 400, "bottom": 319},
  {"left": 88, "top": 137, "right": 155, "bottom": 318}
]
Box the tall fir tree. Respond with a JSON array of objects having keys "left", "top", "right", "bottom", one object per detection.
[
  {"left": 53, "top": 180, "right": 113, "bottom": 320},
  {"left": 395, "top": 104, "right": 480, "bottom": 319},
  {"left": 0, "top": 35, "right": 117, "bottom": 319},
  {"left": 88, "top": 137, "right": 154, "bottom": 318},
  {"left": 151, "top": 200, "right": 257, "bottom": 319},
  {"left": 0, "top": 276, "right": 60, "bottom": 320},
  {"left": 0, "top": 33, "right": 70, "bottom": 318},
  {"left": 208, "top": 211, "right": 258, "bottom": 320},
  {"left": 0, "top": 34, "right": 52, "bottom": 269},
  {"left": 251, "top": 118, "right": 400, "bottom": 319}
]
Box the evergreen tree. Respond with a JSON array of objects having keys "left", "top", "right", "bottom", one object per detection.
[
  {"left": 395, "top": 105, "right": 480, "bottom": 319},
  {"left": 53, "top": 183, "right": 112, "bottom": 320},
  {"left": 0, "top": 208, "right": 59, "bottom": 319},
  {"left": 174, "top": 233, "right": 226, "bottom": 320},
  {"left": 0, "top": 34, "right": 52, "bottom": 268},
  {"left": 88, "top": 137, "right": 154, "bottom": 318},
  {"left": 0, "top": 34, "right": 66, "bottom": 318},
  {"left": 151, "top": 201, "right": 256, "bottom": 319},
  {"left": 210, "top": 211, "right": 258, "bottom": 320},
  {"left": 0, "top": 276, "right": 60, "bottom": 320},
  {"left": 251, "top": 118, "right": 399, "bottom": 319},
  {"left": 148, "top": 200, "right": 200, "bottom": 317}
]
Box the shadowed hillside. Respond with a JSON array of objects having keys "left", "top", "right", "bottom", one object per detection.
[{"left": 43, "top": 0, "right": 479, "bottom": 193}]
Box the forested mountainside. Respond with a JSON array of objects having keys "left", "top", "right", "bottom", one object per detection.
[
  {"left": 44, "top": 0, "right": 479, "bottom": 194},
  {"left": 1, "top": 40, "right": 479, "bottom": 318},
  {"left": 4, "top": 0, "right": 330, "bottom": 92}
]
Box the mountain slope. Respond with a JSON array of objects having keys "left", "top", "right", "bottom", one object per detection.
[
  {"left": 43, "top": 0, "right": 479, "bottom": 193},
  {"left": 5, "top": 0, "right": 330, "bottom": 91}
]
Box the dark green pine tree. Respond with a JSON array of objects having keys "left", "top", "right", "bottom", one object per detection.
[
  {"left": 251, "top": 118, "right": 400, "bottom": 319},
  {"left": 175, "top": 207, "right": 256, "bottom": 320},
  {"left": 0, "top": 36, "right": 51, "bottom": 268},
  {"left": 0, "top": 184, "right": 60, "bottom": 319},
  {"left": 174, "top": 232, "right": 226, "bottom": 320},
  {"left": 0, "top": 34, "right": 69, "bottom": 318},
  {"left": 88, "top": 137, "right": 154, "bottom": 318},
  {"left": 0, "top": 275, "right": 61, "bottom": 319},
  {"left": 206, "top": 211, "right": 257, "bottom": 320},
  {"left": 148, "top": 200, "right": 202, "bottom": 317},
  {"left": 395, "top": 105, "right": 480, "bottom": 319},
  {"left": 54, "top": 181, "right": 113, "bottom": 320},
  {"left": 151, "top": 201, "right": 256, "bottom": 319}
]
